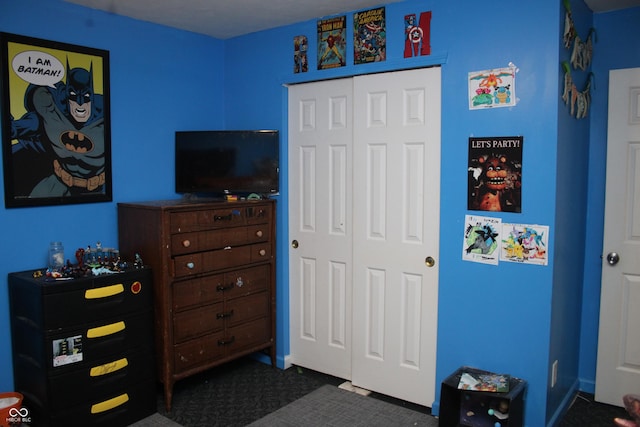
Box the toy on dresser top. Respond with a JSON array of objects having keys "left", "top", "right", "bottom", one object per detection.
[{"left": 40, "top": 241, "right": 145, "bottom": 280}]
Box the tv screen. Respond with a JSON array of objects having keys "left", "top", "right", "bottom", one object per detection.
[{"left": 175, "top": 130, "right": 279, "bottom": 196}]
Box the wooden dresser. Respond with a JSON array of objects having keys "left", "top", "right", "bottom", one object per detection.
[{"left": 117, "top": 199, "right": 276, "bottom": 411}]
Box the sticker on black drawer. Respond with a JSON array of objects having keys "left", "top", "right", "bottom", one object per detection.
[{"left": 53, "top": 335, "right": 83, "bottom": 367}]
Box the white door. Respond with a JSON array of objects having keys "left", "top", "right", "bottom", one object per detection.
[
  {"left": 289, "top": 68, "right": 441, "bottom": 406},
  {"left": 288, "top": 78, "right": 354, "bottom": 379},
  {"left": 351, "top": 68, "right": 440, "bottom": 406},
  {"left": 596, "top": 67, "right": 640, "bottom": 406}
]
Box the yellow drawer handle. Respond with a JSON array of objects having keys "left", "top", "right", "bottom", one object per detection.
[
  {"left": 87, "top": 321, "right": 125, "bottom": 338},
  {"left": 90, "top": 357, "right": 129, "bottom": 377},
  {"left": 91, "top": 393, "right": 129, "bottom": 414},
  {"left": 84, "top": 284, "right": 124, "bottom": 299}
]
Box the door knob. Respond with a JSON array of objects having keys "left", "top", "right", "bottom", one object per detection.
[
  {"left": 425, "top": 256, "right": 435, "bottom": 267},
  {"left": 606, "top": 252, "right": 620, "bottom": 266},
  {"left": 291, "top": 240, "right": 299, "bottom": 249}
]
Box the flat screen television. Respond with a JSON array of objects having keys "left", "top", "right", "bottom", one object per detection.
[{"left": 175, "top": 130, "right": 279, "bottom": 196}]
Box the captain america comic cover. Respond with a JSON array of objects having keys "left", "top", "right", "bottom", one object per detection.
[
  {"left": 354, "top": 7, "right": 386, "bottom": 64},
  {"left": 317, "top": 16, "right": 346, "bottom": 70}
]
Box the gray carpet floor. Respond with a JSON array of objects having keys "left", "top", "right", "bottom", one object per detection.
[{"left": 247, "top": 384, "right": 438, "bottom": 427}]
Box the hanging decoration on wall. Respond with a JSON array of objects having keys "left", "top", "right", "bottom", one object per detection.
[
  {"left": 468, "top": 64, "right": 518, "bottom": 110},
  {"left": 562, "top": 0, "right": 596, "bottom": 71},
  {"left": 462, "top": 215, "right": 501, "bottom": 265},
  {"left": 317, "top": 16, "right": 346, "bottom": 70},
  {"left": 560, "top": 0, "right": 595, "bottom": 119},
  {"left": 500, "top": 223, "right": 549, "bottom": 266},
  {"left": 468, "top": 136, "right": 523, "bottom": 213},
  {"left": 353, "top": 7, "right": 386, "bottom": 64},
  {"left": 403, "top": 11, "right": 431, "bottom": 58},
  {"left": 293, "top": 35, "right": 308, "bottom": 73},
  {"left": 561, "top": 62, "right": 593, "bottom": 119}
]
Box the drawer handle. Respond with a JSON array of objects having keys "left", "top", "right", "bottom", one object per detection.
[
  {"left": 87, "top": 321, "right": 125, "bottom": 338},
  {"left": 186, "top": 262, "right": 195, "bottom": 269},
  {"left": 182, "top": 239, "right": 191, "bottom": 248},
  {"left": 91, "top": 393, "right": 129, "bottom": 414},
  {"left": 216, "top": 310, "right": 234, "bottom": 319},
  {"left": 214, "top": 214, "right": 233, "bottom": 221},
  {"left": 216, "top": 283, "right": 233, "bottom": 292},
  {"left": 217, "top": 336, "right": 235, "bottom": 346},
  {"left": 259, "top": 249, "right": 267, "bottom": 256},
  {"left": 255, "top": 230, "right": 263, "bottom": 238},
  {"left": 84, "top": 284, "right": 124, "bottom": 299},
  {"left": 90, "top": 357, "right": 129, "bottom": 377}
]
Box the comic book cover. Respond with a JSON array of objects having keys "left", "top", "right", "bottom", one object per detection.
[
  {"left": 294, "top": 35, "right": 308, "bottom": 73},
  {"left": 354, "top": 7, "right": 386, "bottom": 64},
  {"left": 468, "top": 136, "right": 523, "bottom": 213},
  {"left": 317, "top": 16, "right": 346, "bottom": 70}
]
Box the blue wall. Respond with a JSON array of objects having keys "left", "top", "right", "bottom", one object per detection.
[
  {"left": 0, "top": 0, "right": 225, "bottom": 390},
  {"left": 2, "top": 0, "right": 638, "bottom": 425},
  {"left": 224, "top": 1, "right": 562, "bottom": 425}
]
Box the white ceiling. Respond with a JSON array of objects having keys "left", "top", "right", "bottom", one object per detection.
[
  {"left": 584, "top": 0, "right": 640, "bottom": 11},
  {"left": 63, "top": 0, "right": 403, "bottom": 40},
  {"left": 64, "top": 0, "right": 640, "bottom": 40}
]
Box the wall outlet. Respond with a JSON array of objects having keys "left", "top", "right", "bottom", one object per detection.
[{"left": 551, "top": 360, "right": 558, "bottom": 387}]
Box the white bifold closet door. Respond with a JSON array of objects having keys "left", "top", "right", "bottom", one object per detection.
[{"left": 289, "top": 67, "right": 441, "bottom": 406}]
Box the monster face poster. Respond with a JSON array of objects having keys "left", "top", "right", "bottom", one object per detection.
[
  {"left": 317, "top": 16, "right": 346, "bottom": 70},
  {"left": 468, "top": 136, "right": 523, "bottom": 213},
  {"left": 0, "top": 32, "right": 112, "bottom": 208}
]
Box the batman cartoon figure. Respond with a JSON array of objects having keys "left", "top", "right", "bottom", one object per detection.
[{"left": 10, "top": 59, "right": 106, "bottom": 198}]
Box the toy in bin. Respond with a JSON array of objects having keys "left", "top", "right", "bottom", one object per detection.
[
  {"left": 459, "top": 390, "right": 510, "bottom": 427},
  {"left": 0, "top": 392, "right": 24, "bottom": 426}
]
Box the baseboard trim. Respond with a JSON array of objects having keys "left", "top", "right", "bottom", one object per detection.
[{"left": 546, "top": 378, "right": 580, "bottom": 427}]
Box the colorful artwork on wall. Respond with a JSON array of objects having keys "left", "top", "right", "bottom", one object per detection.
[
  {"left": 500, "top": 223, "right": 549, "bottom": 266},
  {"left": 353, "top": 7, "right": 386, "bottom": 64},
  {"left": 294, "top": 35, "right": 308, "bottom": 73},
  {"left": 317, "top": 16, "right": 346, "bottom": 70},
  {"left": 468, "top": 136, "right": 523, "bottom": 213},
  {"left": 0, "top": 32, "right": 112, "bottom": 208},
  {"left": 404, "top": 12, "right": 431, "bottom": 58},
  {"left": 463, "top": 214, "right": 501, "bottom": 265},
  {"left": 468, "top": 66, "right": 517, "bottom": 110}
]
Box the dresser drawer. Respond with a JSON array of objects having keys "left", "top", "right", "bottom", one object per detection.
[
  {"left": 225, "top": 317, "right": 272, "bottom": 354},
  {"left": 245, "top": 204, "right": 272, "bottom": 225},
  {"left": 9, "top": 269, "right": 152, "bottom": 330},
  {"left": 171, "top": 206, "right": 247, "bottom": 233},
  {"left": 174, "top": 244, "right": 266, "bottom": 277},
  {"left": 173, "top": 302, "right": 224, "bottom": 343},
  {"left": 47, "top": 347, "right": 154, "bottom": 409},
  {"left": 46, "top": 378, "right": 156, "bottom": 427},
  {"left": 226, "top": 291, "right": 269, "bottom": 327},
  {"left": 222, "top": 265, "right": 270, "bottom": 300},
  {"left": 172, "top": 273, "right": 225, "bottom": 311},
  {"left": 174, "top": 331, "right": 226, "bottom": 373},
  {"left": 170, "top": 224, "right": 270, "bottom": 255},
  {"left": 47, "top": 309, "right": 153, "bottom": 370}
]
